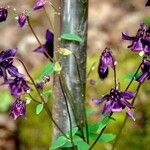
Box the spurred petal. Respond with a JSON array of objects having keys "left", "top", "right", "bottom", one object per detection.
[
  {"left": 46, "top": 29, "right": 54, "bottom": 42},
  {"left": 131, "top": 39, "right": 143, "bottom": 51},
  {"left": 34, "top": 45, "right": 46, "bottom": 53},
  {"left": 0, "top": 7, "right": 8, "bottom": 22},
  {"left": 33, "top": 0, "right": 47, "bottom": 10},
  {"left": 112, "top": 102, "right": 122, "bottom": 112},
  {"left": 7, "top": 65, "right": 23, "bottom": 78},
  {"left": 18, "top": 13, "right": 27, "bottom": 28},
  {"left": 102, "top": 100, "right": 114, "bottom": 114},
  {"left": 120, "top": 98, "right": 133, "bottom": 108},
  {"left": 126, "top": 108, "right": 135, "bottom": 121},
  {"left": 122, "top": 32, "right": 135, "bottom": 41},
  {"left": 137, "top": 72, "right": 149, "bottom": 83},
  {"left": 121, "top": 91, "right": 136, "bottom": 99},
  {"left": 92, "top": 95, "right": 108, "bottom": 104}
]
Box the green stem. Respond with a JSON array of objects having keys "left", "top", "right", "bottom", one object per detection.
[
  {"left": 72, "top": 53, "right": 89, "bottom": 143},
  {"left": 59, "top": 77, "right": 75, "bottom": 148},
  {"left": 43, "top": 6, "right": 54, "bottom": 32},
  {"left": 111, "top": 83, "right": 142, "bottom": 150}
]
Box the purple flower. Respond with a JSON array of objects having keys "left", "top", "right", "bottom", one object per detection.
[
  {"left": 136, "top": 59, "right": 150, "bottom": 83},
  {"left": 10, "top": 98, "right": 26, "bottom": 120},
  {"left": 146, "top": 0, "right": 150, "bottom": 6},
  {"left": 35, "top": 82, "right": 44, "bottom": 90},
  {"left": 33, "top": 0, "right": 47, "bottom": 10},
  {"left": 18, "top": 13, "right": 27, "bottom": 28},
  {"left": 122, "top": 23, "right": 150, "bottom": 54},
  {"left": 34, "top": 29, "right": 54, "bottom": 58},
  {"left": 93, "top": 88, "right": 136, "bottom": 118},
  {"left": 0, "top": 49, "right": 22, "bottom": 80},
  {"left": 0, "top": 7, "right": 8, "bottom": 22},
  {"left": 98, "top": 48, "right": 115, "bottom": 80},
  {"left": 7, "top": 77, "right": 30, "bottom": 96},
  {"left": 89, "top": 79, "right": 96, "bottom": 85}
]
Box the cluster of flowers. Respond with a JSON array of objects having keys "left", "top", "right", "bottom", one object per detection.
[
  {"left": 0, "top": 0, "right": 47, "bottom": 27},
  {"left": 0, "top": 48, "right": 30, "bottom": 119},
  {"left": 93, "top": 23, "right": 150, "bottom": 120},
  {"left": 0, "top": 0, "right": 54, "bottom": 120}
]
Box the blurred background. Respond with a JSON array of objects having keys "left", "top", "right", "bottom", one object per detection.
[{"left": 0, "top": 0, "right": 150, "bottom": 150}]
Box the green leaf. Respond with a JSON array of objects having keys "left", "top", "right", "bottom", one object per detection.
[
  {"left": 36, "top": 103, "right": 44, "bottom": 115},
  {"left": 61, "top": 33, "right": 82, "bottom": 42},
  {"left": 97, "top": 116, "right": 110, "bottom": 131},
  {"left": 125, "top": 71, "right": 142, "bottom": 81},
  {"left": 49, "top": 136, "right": 68, "bottom": 150},
  {"left": 66, "top": 127, "right": 78, "bottom": 137},
  {"left": 72, "top": 135, "right": 89, "bottom": 150},
  {"left": 76, "top": 141, "right": 89, "bottom": 150},
  {"left": 40, "top": 63, "right": 54, "bottom": 79},
  {"left": 90, "top": 133, "right": 116, "bottom": 143},
  {"left": 58, "top": 48, "right": 72, "bottom": 55}
]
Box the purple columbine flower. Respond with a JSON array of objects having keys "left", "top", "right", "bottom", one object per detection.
[
  {"left": 98, "top": 48, "right": 115, "bottom": 80},
  {"left": 10, "top": 98, "right": 26, "bottom": 120},
  {"left": 93, "top": 88, "right": 136, "bottom": 120},
  {"left": 0, "top": 7, "right": 8, "bottom": 22},
  {"left": 18, "top": 13, "right": 27, "bottom": 28},
  {"left": 7, "top": 77, "right": 30, "bottom": 96},
  {"left": 136, "top": 59, "right": 150, "bottom": 83},
  {"left": 122, "top": 23, "right": 150, "bottom": 54},
  {"left": 34, "top": 29, "right": 54, "bottom": 58},
  {"left": 0, "top": 48, "right": 22, "bottom": 80},
  {"left": 146, "top": 0, "right": 150, "bottom": 6},
  {"left": 33, "top": 0, "right": 47, "bottom": 10}
]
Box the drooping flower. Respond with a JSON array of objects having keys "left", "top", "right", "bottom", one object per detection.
[
  {"left": 7, "top": 77, "right": 30, "bottom": 96},
  {"left": 33, "top": 0, "right": 47, "bottom": 10},
  {"left": 146, "top": 0, "right": 150, "bottom": 6},
  {"left": 34, "top": 29, "right": 54, "bottom": 58},
  {"left": 122, "top": 23, "right": 150, "bottom": 54},
  {"left": 0, "top": 7, "right": 8, "bottom": 22},
  {"left": 18, "top": 13, "right": 27, "bottom": 28},
  {"left": 98, "top": 48, "right": 115, "bottom": 80},
  {"left": 93, "top": 88, "right": 136, "bottom": 120},
  {"left": 10, "top": 98, "right": 26, "bottom": 120},
  {"left": 35, "top": 81, "right": 44, "bottom": 90},
  {"left": 136, "top": 59, "right": 150, "bottom": 83},
  {"left": 0, "top": 48, "right": 22, "bottom": 80}
]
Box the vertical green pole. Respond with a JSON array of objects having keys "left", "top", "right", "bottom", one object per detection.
[{"left": 53, "top": 0, "right": 88, "bottom": 140}]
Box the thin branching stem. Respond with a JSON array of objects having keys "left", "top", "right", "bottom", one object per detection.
[
  {"left": 59, "top": 77, "right": 76, "bottom": 148},
  {"left": 43, "top": 6, "right": 54, "bottom": 32},
  {"left": 8, "top": 57, "right": 69, "bottom": 139}
]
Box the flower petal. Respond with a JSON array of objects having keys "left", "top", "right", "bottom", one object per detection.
[
  {"left": 112, "top": 102, "right": 122, "bottom": 112},
  {"left": 121, "top": 91, "right": 136, "bottom": 99},
  {"left": 92, "top": 95, "right": 108, "bottom": 104},
  {"left": 46, "top": 29, "right": 54, "bottom": 42},
  {"left": 34, "top": 45, "right": 46, "bottom": 53},
  {"left": 137, "top": 72, "right": 149, "bottom": 83},
  {"left": 126, "top": 108, "right": 135, "bottom": 121},
  {"left": 120, "top": 98, "right": 133, "bottom": 108},
  {"left": 122, "top": 32, "right": 135, "bottom": 41}
]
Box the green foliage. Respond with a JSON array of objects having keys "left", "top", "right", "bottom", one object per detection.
[
  {"left": 0, "top": 91, "right": 12, "bottom": 112},
  {"left": 61, "top": 33, "right": 82, "bottom": 42},
  {"left": 49, "top": 136, "right": 68, "bottom": 150},
  {"left": 40, "top": 62, "right": 54, "bottom": 79},
  {"left": 36, "top": 103, "right": 44, "bottom": 114},
  {"left": 90, "top": 133, "right": 116, "bottom": 143},
  {"left": 144, "top": 16, "right": 150, "bottom": 27},
  {"left": 125, "top": 71, "right": 142, "bottom": 81}
]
